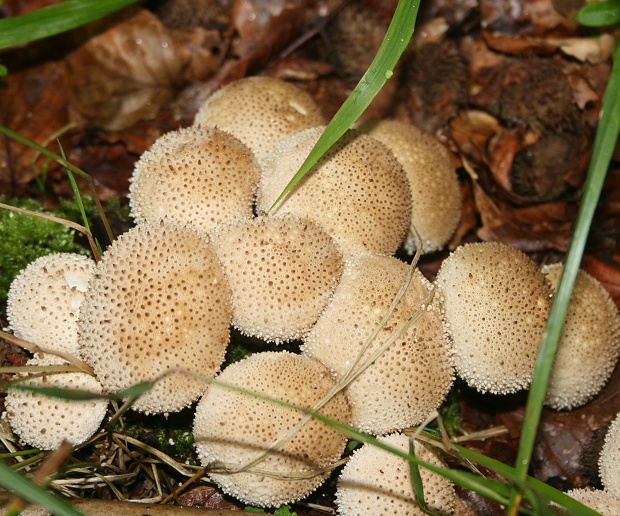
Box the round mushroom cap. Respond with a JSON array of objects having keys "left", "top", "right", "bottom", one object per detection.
[
  {"left": 7, "top": 253, "right": 95, "bottom": 359},
  {"left": 435, "top": 242, "right": 552, "bottom": 394},
  {"left": 193, "top": 351, "right": 351, "bottom": 508},
  {"left": 551, "top": 488, "right": 620, "bottom": 516},
  {"left": 5, "top": 356, "right": 108, "bottom": 451},
  {"left": 336, "top": 433, "right": 455, "bottom": 516},
  {"left": 600, "top": 413, "right": 620, "bottom": 497},
  {"left": 193, "top": 76, "right": 326, "bottom": 162},
  {"left": 358, "top": 119, "right": 461, "bottom": 254},
  {"left": 210, "top": 214, "right": 343, "bottom": 342},
  {"left": 541, "top": 264, "right": 620, "bottom": 410},
  {"left": 79, "top": 221, "right": 232, "bottom": 415},
  {"left": 257, "top": 127, "right": 412, "bottom": 257},
  {"left": 129, "top": 126, "right": 260, "bottom": 233},
  {"left": 302, "top": 253, "right": 453, "bottom": 435}
]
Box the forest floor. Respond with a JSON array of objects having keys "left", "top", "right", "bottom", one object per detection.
[{"left": 1, "top": 0, "right": 620, "bottom": 514}]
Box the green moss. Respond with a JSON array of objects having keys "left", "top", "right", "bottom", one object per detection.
[{"left": 0, "top": 197, "right": 91, "bottom": 310}]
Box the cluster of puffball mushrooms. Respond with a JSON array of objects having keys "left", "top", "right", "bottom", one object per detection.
[{"left": 3, "top": 76, "right": 620, "bottom": 514}]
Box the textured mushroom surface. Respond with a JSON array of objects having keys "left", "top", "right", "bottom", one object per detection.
[
  {"left": 435, "top": 242, "right": 552, "bottom": 394},
  {"left": 302, "top": 253, "right": 453, "bottom": 434},
  {"left": 5, "top": 357, "right": 107, "bottom": 450},
  {"left": 551, "top": 488, "right": 620, "bottom": 515},
  {"left": 336, "top": 433, "right": 455, "bottom": 516},
  {"left": 193, "top": 351, "right": 350, "bottom": 508},
  {"left": 211, "top": 215, "right": 342, "bottom": 342},
  {"left": 358, "top": 119, "right": 461, "bottom": 254},
  {"left": 257, "top": 127, "right": 412, "bottom": 256},
  {"left": 7, "top": 253, "right": 94, "bottom": 359},
  {"left": 600, "top": 413, "right": 620, "bottom": 497},
  {"left": 193, "top": 76, "right": 325, "bottom": 162},
  {"left": 542, "top": 264, "right": 620, "bottom": 410},
  {"left": 129, "top": 126, "right": 259, "bottom": 233},
  {"left": 79, "top": 221, "right": 232, "bottom": 414}
]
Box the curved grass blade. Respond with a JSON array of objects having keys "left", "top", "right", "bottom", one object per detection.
[
  {"left": 0, "top": 0, "right": 140, "bottom": 50},
  {"left": 0, "top": 460, "right": 86, "bottom": 516},
  {"left": 268, "top": 0, "right": 420, "bottom": 211},
  {"left": 575, "top": 0, "right": 620, "bottom": 27},
  {"left": 509, "top": 35, "right": 620, "bottom": 516},
  {"left": 0, "top": 125, "right": 114, "bottom": 245}
]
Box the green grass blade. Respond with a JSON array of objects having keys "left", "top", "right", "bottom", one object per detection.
[
  {"left": 454, "top": 445, "right": 603, "bottom": 516},
  {"left": 511, "top": 35, "right": 620, "bottom": 513},
  {"left": 0, "top": 125, "right": 115, "bottom": 244},
  {"left": 575, "top": 0, "right": 620, "bottom": 27},
  {"left": 268, "top": 0, "right": 420, "bottom": 211},
  {"left": 0, "top": 460, "right": 86, "bottom": 516},
  {"left": 408, "top": 439, "right": 434, "bottom": 515},
  {"left": 0, "top": 0, "right": 140, "bottom": 49}
]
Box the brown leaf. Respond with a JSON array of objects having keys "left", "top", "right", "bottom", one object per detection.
[
  {"left": 65, "top": 9, "right": 226, "bottom": 130},
  {"left": 0, "top": 62, "right": 71, "bottom": 195},
  {"left": 178, "top": 486, "right": 241, "bottom": 510},
  {"left": 473, "top": 181, "right": 574, "bottom": 251}
]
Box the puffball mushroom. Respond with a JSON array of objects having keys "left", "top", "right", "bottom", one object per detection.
[
  {"left": 435, "top": 242, "right": 552, "bottom": 394},
  {"left": 129, "top": 126, "right": 260, "bottom": 233},
  {"left": 193, "top": 76, "right": 326, "bottom": 162},
  {"left": 302, "top": 253, "right": 453, "bottom": 435},
  {"left": 210, "top": 214, "right": 343, "bottom": 342},
  {"left": 5, "top": 356, "right": 108, "bottom": 451},
  {"left": 600, "top": 413, "right": 620, "bottom": 497},
  {"left": 541, "top": 264, "right": 620, "bottom": 410},
  {"left": 358, "top": 119, "right": 462, "bottom": 254},
  {"left": 336, "top": 433, "right": 455, "bottom": 516},
  {"left": 7, "top": 253, "right": 94, "bottom": 361},
  {"left": 78, "top": 221, "right": 232, "bottom": 415},
  {"left": 193, "top": 351, "right": 351, "bottom": 508},
  {"left": 257, "top": 127, "right": 412, "bottom": 256},
  {"left": 551, "top": 488, "right": 620, "bottom": 516}
]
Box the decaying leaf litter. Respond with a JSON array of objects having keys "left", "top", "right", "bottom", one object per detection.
[{"left": 1, "top": 0, "right": 620, "bottom": 514}]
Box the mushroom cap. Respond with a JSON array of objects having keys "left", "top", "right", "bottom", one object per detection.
[
  {"left": 193, "top": 351, "right": 350, "bottom": 508},
  {"left": 302, "top": 253, "right": 453, "bottom": 435},
  {"left": 210, "top": 214, "right": 343, "bottom": 342},
  {"left": 193, "top": 76, "right": 326, "bottom": 162},
  {"left": 551, "top": 488, "right": 620, "bottom": 516},
  {"left": 358, "top": 119, "right": 462, "bottom": 254},
  {"left": 129, "top": 126, "right": 260, "bottom": 233},
  {"left": 5, "top": 356, "right": 108, "bottom": 451},
  {"left": 78, "top": 221, "right": 232, "bottom": 415},
  {"left": 435, "top": 242, "right": 552, "bottom": 394},
  {"left": 257, "top": 127, "right": 412, "bottom": 257},
  {"left": 541, "top": 264, "right": 620, "bottom": 410},
  {"left": 600, "top": 413, "right": 620, "bottom": 497},
  {"left": 336, "top": 433, "right": 455, "bottom": 516},
  {"left": 7, "top": 253, "right": 95, "bottom": 359}
]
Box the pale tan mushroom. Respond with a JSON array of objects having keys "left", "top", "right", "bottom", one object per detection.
[
  {"left": 435, "top": 242, "right": 552, "bottom": 394},
  {"left": 302, "top": 253, "right": 453, "bottom": 435},
  {"left": 193, "top": 76, "right": 326, "bottom": 162},
  {"left": 5, "top": 356, "right": 108, "bottom": 451},
  {"left": 600, "top": 413, "right": 620, "bottom": 498},
  {"left": 7, "top": 253, "right": 95, "bottom": 361},
  {"left": 541, "top": 264, "right": 620, "bottom": 410},
  {"left": 551, "top": 488, "right": 620, "bottom": 515},
  {"left": 210, "top": 214, "right": 343, "bottom": 342},
  {"left": 129, "top": 126, "right": 260, "bottom": 233},
  {"left": 78, "top": 221, "right": 232, "bottom": 415},
  {"left": 358, "top": 119, "right": 462, "bottom": 254},
  {"left": 336, "top": 433, "right": 455, "bottom": 516},
  {"left": 193, "top": 351, "right": 351, "bottom": 508},
  {"left": 257, "top": 127, "right": 412, "bottom": 257}
]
